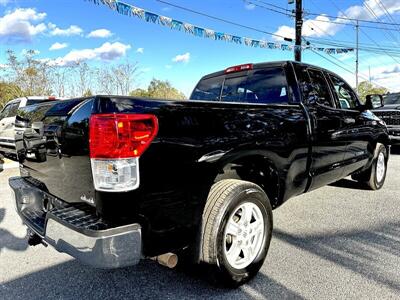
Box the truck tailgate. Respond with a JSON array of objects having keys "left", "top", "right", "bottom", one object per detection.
[{"left": 16, "top": 98, "right": 95, "bottom": 205}]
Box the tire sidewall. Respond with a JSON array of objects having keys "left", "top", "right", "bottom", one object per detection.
[
  {"left": 373, "top": 145, "right": 387, "bottom": 189},
  {"left": 215, "top": 186, "right": 272, "bottom": 284}
]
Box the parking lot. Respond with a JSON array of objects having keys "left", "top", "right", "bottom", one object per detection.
[{"left": 0, "top": 154, "right": 399, "bottom": 299}]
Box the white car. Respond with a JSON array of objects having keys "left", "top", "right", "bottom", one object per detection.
[{"left": 0, "top": 96, "right": 58, "bottom": 158}]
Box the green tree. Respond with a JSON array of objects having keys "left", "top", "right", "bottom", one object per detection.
[
  {"left": 0, "top": 82, "right": 24, "bottom": 108},
  {"left": 130, "top": 79, "right": 186, "bottom": 100},
  {"left": 357, "top": 81, "right": 388, "bottom": 101},
  {"left": 83, "top": 89, "right": 93, "bottom": 97},
  {"left": 5, "top": 49, "right": 52, "bottom": 96}
]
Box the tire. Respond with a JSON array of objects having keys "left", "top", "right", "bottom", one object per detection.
[
  {"left": 352, "top": 144, "right": 388, "bottom": 190},
  {"left": 200, "top": 179, "right": 273, "bottom": 287},
  {"left": 35, "top": 151, "right": 46, "bottom": 162}
]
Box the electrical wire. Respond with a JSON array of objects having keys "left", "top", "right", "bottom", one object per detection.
[{"left": 155, "top": 0, "right": 290, "bottom": 40}]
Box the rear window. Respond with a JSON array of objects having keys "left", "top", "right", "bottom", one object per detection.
[{"left": 191, "top": 67, "right": 289, "bottom": 104}]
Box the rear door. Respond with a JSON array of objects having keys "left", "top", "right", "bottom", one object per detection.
[
  {"left": 0, "top": 100, "right": 21, "bottom": 146},
  {"left": 295, "top": 65, "right": 348, "bottom": 190}
]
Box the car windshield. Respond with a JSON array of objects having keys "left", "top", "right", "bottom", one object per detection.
[{"left": 383, "top": 93, "right": 400, "bottom": 105}]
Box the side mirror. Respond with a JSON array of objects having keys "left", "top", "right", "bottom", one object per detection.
[{"left": 365, "top": 94, "right": 384, "bottom": 110}]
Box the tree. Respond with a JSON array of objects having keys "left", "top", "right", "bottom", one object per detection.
[
  {"left": 5, "top": 50, "right": 52, "bottom": 96},
  {"left": 357, "top": 81, "right": 388, "bottom": 101},
  {"left": 0, "top": 82, "right": 23, "bottom": 108},
  {"left": 83, "top": 89, "right": 93, "bottom": 97},
  {"left": 130, "top": 79, "right": 186, "bottom": 100}
]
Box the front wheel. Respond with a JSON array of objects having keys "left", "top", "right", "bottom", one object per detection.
[
  {"left": 200, "top": 179, "right": 273, "bottom": 287},
  {"left": 352, "top": 144, "right": 388, "bottom": 190}
]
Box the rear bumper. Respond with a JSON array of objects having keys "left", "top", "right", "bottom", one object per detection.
[
  {"left": 9, "top": 176, "right": 142, "bottom": 269},
  {"left": 0, "top": 143, "right": 17, "bottom": 158}
]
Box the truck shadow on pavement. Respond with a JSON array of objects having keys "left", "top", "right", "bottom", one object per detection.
[
  {"left": 329, "top": 179, "right": 371, "bottom": 190},
  {"left": 0, "top": 256, "right": 304, "bottom": 299},
  {"left": 2, "top": 221, "right": 400, "bottom": 298},
  {"left": 0, "top": 208, "right": 29, "bottom": 253},
  {"left": 273, "top": 222, "right": 400, "bottom": 294}
]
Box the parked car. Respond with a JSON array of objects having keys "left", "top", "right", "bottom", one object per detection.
[
  {"left": 370, "top": 92, "right": 400, "bottom": 144},
  {"left": 0, "top": 96, "right": 59, "bottom": 159},
  {"left": 9, "top": 61, "right": 390, "bottom": 286}
]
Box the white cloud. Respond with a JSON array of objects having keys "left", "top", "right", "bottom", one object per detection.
[
  {"left": 136, "top": 47, "right": 144, "bottom": 54},
  {"left": 245, "top": 3, "right": 256, "bottom": 10},
  {"left": 50, "top": 42, "right": 131, "bottom": 66},
  {"left": 165, "top": 65, "right": 172, "bottom": 69},
  {"left": 274, "top": 15, "right": 342, "bottom": 40},
  {"left": 0, "top": 0, "right": 10, "bottom": 5},
  {"left": 274, "top": 0, "right": 400, "bottom": 41},
  {"left": 172, "top": 52, "right": 190, "bottom": 63},
  {"left": 49, "top": 42, "right": 68, "bottom": 51},
  {"left": 49, "top": 23, "right": 83, "bottom": 36},
  {"left": 0, "top": 8, "right": 47, "bottom": 43},
  {"left": 87, "top": 28, "right": 112, "bottom": 38}
]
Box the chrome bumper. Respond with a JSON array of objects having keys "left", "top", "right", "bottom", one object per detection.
[{"left": 9, "top": 176, "right": 142, "bottom": 269}]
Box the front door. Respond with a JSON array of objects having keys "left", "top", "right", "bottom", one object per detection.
[{"left": 327, "top": 72, "right": 371, "bottom": 176}]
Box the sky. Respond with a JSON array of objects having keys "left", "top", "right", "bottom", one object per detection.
[{"left": 1, "top": 0, "right": 400, "bottom": 96}]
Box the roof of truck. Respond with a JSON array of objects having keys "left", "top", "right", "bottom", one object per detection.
[{"left": 199, "top": 60, "right": 334, "bottom": 81}]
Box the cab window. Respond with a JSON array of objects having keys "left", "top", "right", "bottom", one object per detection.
[
  {"left": 307, "top": 69, "right": 334, "bottom": 107},
  {"left": 0, "top": 101, "right": 20, "bottom": 119},
  {"left": 329, "top": 74, "right": 359, "bottom": 109}
]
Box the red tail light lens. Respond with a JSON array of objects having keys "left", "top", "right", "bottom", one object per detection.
[
  {"left": 225, "top": 63, "right": 253, "bottom": 74},
  {"left": 89, "top": 114, "right": 158, "bottom": 159}
]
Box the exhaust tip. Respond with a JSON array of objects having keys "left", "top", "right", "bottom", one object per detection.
[{"left": 151, "top": 253, "right": 178, "bottom": 269}]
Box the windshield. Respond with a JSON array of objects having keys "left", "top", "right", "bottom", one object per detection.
[{"left": 383, "top": 93, "right": 400, "bottom": 105}]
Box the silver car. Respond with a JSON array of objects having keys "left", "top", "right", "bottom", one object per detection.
[{"left": 0, "top": 96, "right": 58, "bottom": 158}]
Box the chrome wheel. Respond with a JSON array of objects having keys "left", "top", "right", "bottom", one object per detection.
[
  {"left": 223, "top": 202, "right": 265, "bottom": 269},
  {"left": 376, "top": 152, "right": 385, "bottom": 183}
]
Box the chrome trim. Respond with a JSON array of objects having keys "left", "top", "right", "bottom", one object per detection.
[
  {"left": 45, "top": 218, "right": 142, "bottom": 269},
  {"left": 198, "top": 150, "right": 228, "bottom": 163}
]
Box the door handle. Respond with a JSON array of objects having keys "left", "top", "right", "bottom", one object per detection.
[{"left": 344, "top": 118, "right": 355, "bottom": 125}]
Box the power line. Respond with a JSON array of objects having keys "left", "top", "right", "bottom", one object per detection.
[
  {"left": 309, "top": 48, "right": 387, "bottom": 89},
  {"left": 242, "top": 0, "right": 292, "bottom": 17},
  {"left": 155, "top": 0, "right": 290, "bottom": 40},
  {"left": 255, "top": 0, "right": 400, "bottom": 26}
]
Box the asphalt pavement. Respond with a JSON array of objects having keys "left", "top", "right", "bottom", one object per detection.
[{"left": 1, "top": 154, "right": 400, "bottom": 299}]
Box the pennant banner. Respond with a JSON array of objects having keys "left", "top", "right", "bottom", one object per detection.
[{"left": 86, "top": 0, "right": 353, "bottom": 54}]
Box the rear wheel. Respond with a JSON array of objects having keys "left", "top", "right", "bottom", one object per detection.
[
  {"left": 200, "top": 179, "right": 273, "bottom": 287},
  {"left": 352, "top": 144, "right": 388, "bottom": 190}
]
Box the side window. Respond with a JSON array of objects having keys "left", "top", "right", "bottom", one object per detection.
[
  {"left": 329, "top": 74, "right": 359, "bottom": 109},
  {"left": 307, "top": 69, "right": 334, "bottom": 107},
  {"left": 0, "top": 104, "right": 12, "bottom": 120},
  {"left": 191, "top": 76, "right": 224, "bottom": 101},
  {"left": 293, "top": 63, "right": 312, "bottom": 102},
  {"left": 0, "top": 102, "right": 20, "bottom": 119}
]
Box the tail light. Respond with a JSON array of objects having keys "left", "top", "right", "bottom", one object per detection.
[{"left": 89, "top": 113, "right": 158, "bottom": 192}]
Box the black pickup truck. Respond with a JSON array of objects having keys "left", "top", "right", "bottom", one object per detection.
[
  {"left": 9, "top": 61, "right": 390, "bottom": 286},
  {"left": 371, "top": 92, "right": 400, "bottom": 144}
]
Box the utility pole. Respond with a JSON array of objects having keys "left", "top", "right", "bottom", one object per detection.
[
  {"left": 355, "top": 20, "right": 359, "bottom": 93},
  {"left": 294, "top": 0, "right": 303, "bottom": 62},
  {"left": 369, "top": 66, "right": 371, "bottom": 83}
]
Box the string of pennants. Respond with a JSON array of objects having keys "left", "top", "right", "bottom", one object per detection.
[{"left": 86, "top": 0, "right": 354, "bottom": 55}]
